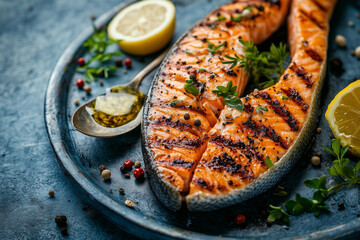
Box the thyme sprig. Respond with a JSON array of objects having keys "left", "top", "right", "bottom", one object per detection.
[{"left": 267, "top": 139, "right": 360, "bottom": 224}]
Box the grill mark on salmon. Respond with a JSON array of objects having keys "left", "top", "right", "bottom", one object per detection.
[
  {"left": 210, "top": 135, "right": 264, "bottom": 163},
  {"left": 204, "top": 152, "right": 255, "bottom": 178},
  {"left": 193, "top": 178, "right": 213, "bottom": 190},
  {"left": 151, "top": 102, "right": 207, "bottom": 117},
  {"left": 282, "top": 87, "right": 309, "bottom": 112},
  {"left": 150, "top": 137, "right": 202, "bottom": 150},
  {"left": 168, "top": 159, "right": 195, "bottom": 168},
  {"left": 257, "top": 92, "right": 299, "bottom": 131},
  {"left": 289, "top": 62, "right": 314, "bottom": 87},
  {"left": 305, "top": 48, "right": 323, "bottom": 61},
  {"left": 299, "top": 9, "right": 325, "bottom": 29},
  {"left": 311, "top": 0, "right": 327, "bottom": 11},
  {"left": 241, "top": 115, "right": 289, "bottom": 149},
  {"left": 153, "top": 118, "right": 194, "bottom": 133}
]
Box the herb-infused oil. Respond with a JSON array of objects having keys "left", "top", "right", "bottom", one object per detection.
[{"left": 87, "top": 86, "right": 145, "bottom": 128}]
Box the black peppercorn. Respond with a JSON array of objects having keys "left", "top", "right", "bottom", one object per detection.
[
  {"left": 194, "top": 119, "right": 201, "bottom": 127},
  {"left": 184, "top": 113, "right": 190, "bottom": 120},
  {"left": 60, "top": 227, "right": 68, "bottom": 236},
  {"left": 55, "top": 215, "right": 67, "bottom": 227}
]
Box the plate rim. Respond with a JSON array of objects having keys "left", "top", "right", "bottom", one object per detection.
[{"left": 44, "top": 1, "right": 360, "bottom": 239}]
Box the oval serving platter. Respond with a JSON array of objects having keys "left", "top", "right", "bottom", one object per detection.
[{"left": 45, "top": 0, "right": 360, "bottom": 239}]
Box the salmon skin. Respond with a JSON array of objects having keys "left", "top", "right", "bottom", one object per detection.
[{"left": 142, "top": 0, "right": 336, "bottom": 212}]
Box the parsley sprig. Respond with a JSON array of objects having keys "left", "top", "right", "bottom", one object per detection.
[
  {"left": 212, "top": 81, "right": 243, "bottom": 111},
  {"left": 77, "top": 24, "right": 122, "bottom": 82},
  {"left": 184, "top": 79, "right": 199, "bottom": 96},
  {"left": 223, "top": 39, "right": 288, "bottom": 89},
  {"left": 267, "top": 139, "right": 360, "bottom": 224}
]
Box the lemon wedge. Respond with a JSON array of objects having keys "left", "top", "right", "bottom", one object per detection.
[
  {"left": 325, "top": 79, "right": 360, "bottom": 158},
  {"left": 108, "top": 0, "right": 175, "bottom": 55}
]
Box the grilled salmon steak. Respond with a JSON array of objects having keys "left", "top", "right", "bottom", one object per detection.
[{"left": 142, "top": 0, "right": 337, "bottom": 211}]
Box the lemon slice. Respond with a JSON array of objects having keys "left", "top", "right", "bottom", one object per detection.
[
  {"left": 325, "top": 80, "right": 360, "bottom": 157},
  {"left": 108, "top": 0, "right": 175, "bottom": 55}
]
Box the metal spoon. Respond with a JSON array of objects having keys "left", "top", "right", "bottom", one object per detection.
[{"left": 72, "top": 48, "right": 170, "bottom": 138}]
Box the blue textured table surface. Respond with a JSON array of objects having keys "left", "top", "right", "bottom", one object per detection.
[
  {"left": 0, "top": 0, "right": 138, "bottom": 239},
  {"left": 1, "top": 0, "right": 360, "bottom": 239}
]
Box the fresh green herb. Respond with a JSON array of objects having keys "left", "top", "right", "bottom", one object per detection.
[
  {"left": 212, "top": 81, "right": 239, "bottom": 97},
  {"left": 267, "top": 139, "right": 359, "bottom": 224},
  {"left": 231, "top": 14, "right": 242, "bottom": 22},
  {"left": 77, "top": 24, "right": 122, "bottom": 82},
  {"left": 267, "top": 204, "right": 289, "bottom": 224},
  {"left": 183, "top": 49, "right": 191, "bottom": 54},
  {"left": 256, "top": 106, "right": 268, "bottom": 114},
  {"left": 223, "top": 40, "right": 289, "bottom": 89},
  {"left": 198, "top": 68, "right": 206, "bottom": 73},
  {"left": 324, "top": 139, "right": 360, "bottom": 186},
  {"left": 222, "top": 54, "right": 242, "bottom": 69},
  {"left": 273, "top": 191, "right": 288, "bottom": 197},
  {"left": 184, "top": 81, "right": 199, "bottom": 96},
  {"left": 208, "top": 42, "right": 226, "bottom": 54},
  {"left": 244, "top": 6, "right": 254, "bottom": 11},
  {"left": 170, "top": 100, "right": 184, "bottom": 107},
  {"left": 282, "top": 96, "right": 289, "bottom": 100},
  {"left": 265, "top": 156, "right": 273, "bottom": 168},
  {"left": 224, "top": 96, "right": 243, "bottom": 111},
  {"left": 217, "top": 15, "right": 226, "bottom": 21}
]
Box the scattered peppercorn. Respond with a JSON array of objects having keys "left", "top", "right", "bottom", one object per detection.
[
  {"left": 134, "top": 161, "right": 141, "bottom": 168},
  {"left": 194, "top": 119, "right": 201, "bottom": 127},
  {"left": 316, "top": 127, "right": 322, "bottom": 133},
  {"left": 350, "top": 51, "right": 355, "bottom": 56},
  {"left": 355, "top": 46, "right": 360, "bottom": 59},
  {"left": 234, "top": 214, "right": 246, "bottom": 225},
  {"left": 101, "top": 169, "right": 111, "bottom": 180},
  {"left": 123, "top": 160, "right": 133, "bottom": 169},
  {"left": 335, "top": 35, "right": 346, "bottom": 48},
  {"left": 348, "top": 21, "right": 354, "bottom": 27},
  {"left": 357, "top": 213, "right": 360, "bottom": 217},
  {"left": 60, "top": 227, "right": 68, "bottom": 236},
  {"left": 338, "top": 202, "right": 345, "bottom": 211},
  {"left": 81, "top": 96, "right": 85, "bottom": 100},
  {"left": 123, "top": 69, "right": 127, "bottom": 74},
  {"left": 48, "top": 189, "right": 55, "bottom": 198},
  {"left": 115, "top": 58, "right": 123, "bottom": 67},
  {"left": 55, "top": 215, "right": 67, "bottom": 227},
  {"left": 254, "top": 88, "right": 259, "bottom": 93},
  {"left": 124, "top": 58, "right": 132, "bottom": 68},
  {"left": 266, "top": 220, "right": 273, "bottom": 227},
  {"left": 90, "top": 14, "right": 96, "bottom": 20},
  {"left": 98, "top": 165, "right": 107, "bottom": 173},
  {"left": 99, "top": 80, "right": 104, "bottom": 86},
  {"left": 99, "top": 71, "right": 104, "bottom": 77},
  {"left": 184, "top": 113, "right": 190, "bottom": 120},
  {"left": 125, "top": 200, "right": 135, "bottom": 208},
  {"left": 120, "top": 165, "right": 127, "bottom": 173},
  {"left": 74, "top": 99, "right": 80, "bottom": 106},
  {"left": 311, "top": 156, "right": 321, "bottom": 166},
  {"left": 83, "top": 85, "right": 92, "bottom": 95},
  {"left": 76, "top": 78, "right": 85, "bottom": 88},
  {"left": 125, "top": 173, "right": 131, "bottom": 178},
  {"left": 133, "top": 168, "right": 145, "bottom": 180},
  {"left": 77, "top": 57, "right": 85, "bottom": 66},
  {"left": 330, "top": 57, "right": 344, "bottom": 75},
  {"left": 119, "top": 188, "right": 125, "bottom": 194}
]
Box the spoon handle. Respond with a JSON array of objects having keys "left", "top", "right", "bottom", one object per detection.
[{"left": 128, "top": 47, "right": 171, "bottom": 90}]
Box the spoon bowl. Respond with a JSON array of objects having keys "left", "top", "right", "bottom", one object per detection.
[{"left": 72, "top": 48, "right": 169, "bottom": 138}]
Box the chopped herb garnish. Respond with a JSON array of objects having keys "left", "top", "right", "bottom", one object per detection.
[
  {"left": 183, "top": 49, "right": 191, "bottom": 54},
  {"left": 282, "top": 96, "right": 289, "bottom": 100},
  {"left": 265, "top": 156, "right": 273, "bottom": 167},
  {"left": 170, "top": 100, "right": 184, "bottom": 107},
  {"left": 256, "top": 106, "right": 268, "bottom": 114},
  {"left": 273, "top": 191, "right": 288, "bottom": 197},
  {"left": 223, "top": 40, "right": 289, "bottom": 89},
  {"left": 224, "top": 96, "right": 243, "bottom": 111},
  {"left": 208, "top": 42, "right": 226, "bottom": 54},
  {"left": 198, "top": 68, "right": 206, "bottom": 73},
  {"left": 212, "top": 81, "right": 239, "bottom": 97},
  {"left": 217, "top": 15, "right": 226, "bottom": 21},
  {"left": 184, "top": 82, "right": 199, "bottom": 96},
  {"left": 231, "top": 14, "right": 242, "bottom": 23}
]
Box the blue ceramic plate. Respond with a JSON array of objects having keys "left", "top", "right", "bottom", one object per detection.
[{"left": 45, "top": 0, "right": 360, "bottom": 239}]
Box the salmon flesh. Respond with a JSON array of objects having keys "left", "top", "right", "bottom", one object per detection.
[{"left": 142, "top": 0, "right": 337, "bottom": 211}]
